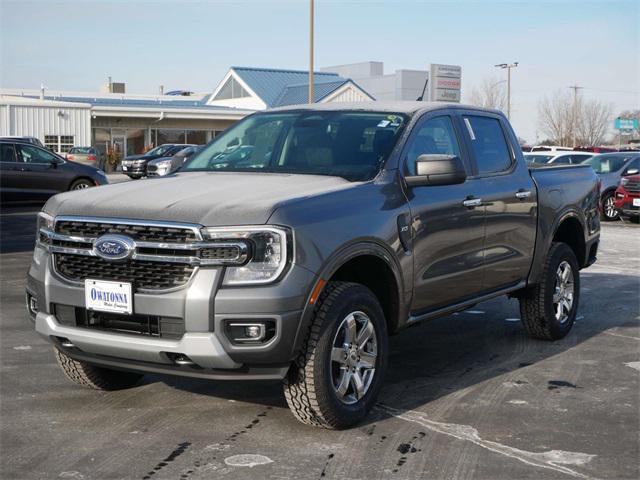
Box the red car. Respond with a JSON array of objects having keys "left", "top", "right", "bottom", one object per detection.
[{"left": 614, "top": 174, "right": 640, "bottom": 222}]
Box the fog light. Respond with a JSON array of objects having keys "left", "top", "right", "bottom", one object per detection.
[
  {"left": 226, "top": 321, "right": 276, "bottom": 344},
  {"left": 26, "top": 294, "right": 39, "bottom": 316}
]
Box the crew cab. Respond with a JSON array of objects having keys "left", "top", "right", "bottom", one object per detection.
[{"left": 27, "top": 103, "right": 600, "bottom": 429}]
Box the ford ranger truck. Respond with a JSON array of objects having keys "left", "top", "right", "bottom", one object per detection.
[{"left": 26, "top": 102, "right": 600, "bottom": 429}]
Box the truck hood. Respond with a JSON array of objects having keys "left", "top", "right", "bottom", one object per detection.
[{"left": 44, "top": 171, "right": 353, "bottom": 226}]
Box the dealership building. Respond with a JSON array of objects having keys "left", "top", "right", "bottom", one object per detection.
[{"left": 0, "top": 62, "right": 460, "bottom": 160}]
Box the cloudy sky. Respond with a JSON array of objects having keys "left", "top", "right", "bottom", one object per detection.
[{"left": 1, "top": 0, "right": 637, "bottom": 143}]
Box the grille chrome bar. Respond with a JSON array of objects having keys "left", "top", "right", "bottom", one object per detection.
[{"left": 41, "top": 225, "right": 250, "bottom": 266}]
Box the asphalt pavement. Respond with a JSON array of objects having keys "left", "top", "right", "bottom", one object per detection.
[{"left": 0, "top": 207, "right": 638, "bottom": 480}]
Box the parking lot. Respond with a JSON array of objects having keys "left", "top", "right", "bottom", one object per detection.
[{"left": 1, "top": 207, "right": 638, "bottom": 480}]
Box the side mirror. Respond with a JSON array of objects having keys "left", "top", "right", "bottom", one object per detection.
[
  {"left": 405, "top": 154, "right": 467, "bottom": 187},
  {"left": 624, "top": 168, "right": 639, "bottom": 176}
]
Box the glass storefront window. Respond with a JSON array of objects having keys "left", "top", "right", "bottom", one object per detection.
[
  {"left": 126, "top": 129, "right": 145, "bottom": 155},
  {"left": 186, "top": 130, "right": 207, "bottom": 145},
  {"left": 156, "top": 129, "right": 185, "bottom": 145}
]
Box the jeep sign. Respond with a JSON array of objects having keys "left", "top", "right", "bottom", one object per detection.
[{"left": 429, "top": 64, "right": 462, "bottom": 102}]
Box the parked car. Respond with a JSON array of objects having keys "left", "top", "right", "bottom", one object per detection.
[
  {"left": 614, "top": 175, "right": 640, "bottom": 222},
  {"left": 147, "top": 145, "right": 203, "bottom": 177},
  {"left": 0, "top": 139, "right": 107, "bottom": 202},
  {"left": 0, "top": 136, "right": 44, "bottom": 147},
  {"left": 66, "top": 147, "right": 100, "bottom": 167},
  {"left": 28, "top": 103, "right": 600, "bottom": 429},
  {"left": 530, "top": 145, "right": 573, "bottom": 153},
  {"left": 121, "top": 144, "right": 194, "bottom": 179},
  {"left": 524, "top": 151, "right": 593, "bottom": 166},
  {"left": 581, "top": 152, "right": 640, "bottom": 220}
]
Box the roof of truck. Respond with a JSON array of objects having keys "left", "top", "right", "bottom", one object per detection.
[{"left": 267, "top": 101, "right": 499, "bottom": 115}]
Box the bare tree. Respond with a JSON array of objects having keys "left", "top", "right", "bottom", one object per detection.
[
  {"left": 577, "top": 100, "right": 613, "bottom": 146},
  {"left": 468, "top": 77, "right": 507, "bottom": 112},
  {"left": 537, "top": 90, "right": 573, "bottom": 146},
  {"left": 538, "top": 90, "right": 613, "bottom": 146}
]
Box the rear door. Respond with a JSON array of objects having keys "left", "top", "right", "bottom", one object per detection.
[
  {"left": 459, "top": 111, "right": 537, "bottom": 291},
  {"left": 403, "top": 110, "right": 487, "bottom": 313}
]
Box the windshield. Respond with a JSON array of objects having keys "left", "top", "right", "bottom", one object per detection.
[
  {"left": 582, "top": 154, "right": 636, "bottom": 174},
  {"left": 144, "top": 145, "right": 174, "bottom": 157},
  {"left": 525, "top": 154, "right": 554, "bottom": 165},
  {"left": 183, "top": 111, "right": 407, "bottom": 181}
]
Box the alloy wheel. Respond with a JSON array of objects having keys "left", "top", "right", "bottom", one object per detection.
[
  {"left": 553, "top": 260, "right": 574, "bottom": 324},
  {"left": 330, "top": 311, "right": 377, "bottom": 405},
  {"left": 604, "top": 195, "right": 618, "bottom": 219}
]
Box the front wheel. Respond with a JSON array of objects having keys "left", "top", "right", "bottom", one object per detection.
[
  {"left": 601, "top": 192, "right": 619, "bottom": 221},
  {"left": 69, "top": 179, "right": 94, "bottom": 191},
  {"left": 519, "top": 242, "right": 580, "bottom": 340},
  {"left": 54, "top": 348, "right": 143, "bottom": 390},
  {"left": 283, "top": 282, "right": 388, "bottom": 429}
]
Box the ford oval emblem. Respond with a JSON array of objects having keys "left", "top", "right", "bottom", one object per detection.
[{"left": 93, "top": 234, "right": 135, "bottom": 261}]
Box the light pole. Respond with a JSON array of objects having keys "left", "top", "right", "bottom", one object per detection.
[
  {"left": 494, "top": 62, "right": 518, "bottom": 119},
  {"left": 569, "top": 85, "right": 583, "bottom": 147},
  {"left": 308, "top": 0, "right": 314, "bottom": 104}
]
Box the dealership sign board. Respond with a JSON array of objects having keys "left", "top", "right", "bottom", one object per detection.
[
  {"left": 429, "top": 64, "right": 462, "bottom": 102},
  {"left": 614, "top": 118, "right": 638, "bottom": 131}
]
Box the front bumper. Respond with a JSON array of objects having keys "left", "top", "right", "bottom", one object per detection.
[
  {"left": 121, "top": 163, "right": 146, "bottom": 176},
  {"left": 614, "top": 189, "right": 640, "bottom": 217},
  {"left": 27, "top": 246, "right": 315, "bottom": 380}
]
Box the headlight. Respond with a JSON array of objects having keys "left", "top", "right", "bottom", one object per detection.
[
  {"left": 201, "top": 226, "right": 290, "bottom": 285},
  {"left": 621, "top": 178, "right": 629, "bottom": 187},
  {"left": 36, "top": 212, "right": 54, "bottom": 247}
]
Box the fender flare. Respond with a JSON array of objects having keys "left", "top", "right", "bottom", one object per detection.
[{"left": 291, "top": 240, "right": 407, "bottom": 357}]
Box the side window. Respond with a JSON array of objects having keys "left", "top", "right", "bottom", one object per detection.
[
  {"left": 0, "top": 144, "right": 17, "bottom": 162},
  {"left": 463, "top": 116, "right": 512, "bottom": 175},
  {"left": 17, "top": 144, "right": 58, "bottom": 164},
  {"left": 405, "top": 116, "right": 461, "bottom": 175},
  {"left": 625, "top": 158, "right": 639, "bottom": 173},
  {"left": 553, "top": 155, "right": 571, "bottom": 164}
]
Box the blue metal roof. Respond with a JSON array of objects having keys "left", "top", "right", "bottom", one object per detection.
[
  {"left": 23, "top": 95, "right": 237, "bottom": 111},
  {"left": 231, "top": 67, "right": 358, "bottom": 108},
  {"left": 272, "top": 80, "right": 347, "bottom": 107}
]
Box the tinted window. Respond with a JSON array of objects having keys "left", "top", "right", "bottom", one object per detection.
[
  {"left": 184, "top": 111, "right": 406, "bottom": 182},
  {"left": 464, "top": 116, "right": 512, "bottom": 174},
  {"left": 0, "top": 144, "right": 17, "bottom": 162},
  {"left": 525, "top": 154, "right": 553, "bottom": 165},
  {"left": 624, "top": 158, "right": 639, "bottom": 173},
  {"left": 404, "top": 116, "right": 461, "bottom": 175},
  {"left": 17, "top": 144, "right": 58, "bottom": 164}
]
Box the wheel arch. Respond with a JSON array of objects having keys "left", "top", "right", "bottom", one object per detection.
[
  {"left": 551, "top": 211, "right": 587, "bottom": 268},
  {"left": 68, "top": 176, "right": 97, "bottom": 190}
]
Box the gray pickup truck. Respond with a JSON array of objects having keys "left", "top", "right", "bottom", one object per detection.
[{"left": 27, "top": 102, "right": 600, "bottom": 429}]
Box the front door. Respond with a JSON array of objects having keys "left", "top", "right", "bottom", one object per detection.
[
  {"left": 15, "top": 143, "right": 68, "bottom": 199},
  {"left": 403, "top": 112, "right": 486, "bottom": 313},
  {"left": 459, "top": 112, "right": 537, "bottom": 291}
]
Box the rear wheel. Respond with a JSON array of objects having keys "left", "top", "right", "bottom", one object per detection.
[
  {"left": 601, "top": 192, "right": 619, "bottom": 221},
  {"left": 519, "top": 242, "right": 580, "bottom": 340},
  {"left": 54, "top": 348, "right": 143, "bottom": 390},
  {"left": 283, "top": 282, "right": 388, "bottom": 429},
  {"left": 69, "top": 178, "right": 93, "bottom": 191}
]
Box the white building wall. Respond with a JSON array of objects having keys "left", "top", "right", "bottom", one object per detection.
[
  {"left": 0, "top": 102, "right": 91, "bottom": 147},
  {"left": 322, "top": 85, "right": 372, "bottom": 103}
]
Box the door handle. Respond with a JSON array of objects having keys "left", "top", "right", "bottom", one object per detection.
[
  {"left": 463, "top": 197, "right": 483, "bottom": 208},
  {"left": 515, "top": 190, "right": 532, "bottom": 199}
]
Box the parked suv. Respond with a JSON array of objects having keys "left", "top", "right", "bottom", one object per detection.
[
  {"left": 614, "top": 175, "right": 640, "bottom": 222},
  {"left": 1, "top": 140, "right": 107, "bottom": 202},
  {"left": 121, "top": 144, "right": 194, "bottom": 179},
  {"left": 27, "top": 103, "right": 600, "bottom": 428},
  {"left": 147, "top": 145, "right": 203, "bottom": 177}
]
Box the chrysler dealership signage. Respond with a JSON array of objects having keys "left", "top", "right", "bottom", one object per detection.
[{"left": 429, "top": 64, "right": 462, "bottom": 102}]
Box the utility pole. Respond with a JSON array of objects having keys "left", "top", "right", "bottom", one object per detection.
[
  {"left": 494, "top": 62, "right": 518, "bottom": 120},
  {"left": 308, "top": 0, "right": 314, "bottom": 104},
  {"left": 569, "top": 85, "right": 583, "bottom": 147}
]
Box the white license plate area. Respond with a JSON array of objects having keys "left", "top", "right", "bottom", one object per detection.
[
  {"left": 633, "top": 198, "right": 640, "bottom": 207},
  {"left": 122, "top": 166, "right": 128, "bottom": 171},
  {"left": 85, "top": 279, "right": 133, "bottom": 315}
]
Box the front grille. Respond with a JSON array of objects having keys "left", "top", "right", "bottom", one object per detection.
[
  {"left": 54, "top": 254, "right": 195, "bottom": 291},
  {"left": 625, "top": 181, "right": 640, "bottom": 193},
  {"left": 54, "top": 304, "right": 184, "bottom": 339},
  {"left": 200, "top": 245, "right": 244, "bottom": 260},
  {"left": 55, "top": 221, "right": 198, "bottom": 243}
]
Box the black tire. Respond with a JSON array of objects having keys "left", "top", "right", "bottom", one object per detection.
[
  {"left": 601, "top": 192, "right": 619, "bottom": 221},
  {"left": 283, "top": 281, "right": 388, "bottom": 429},
  {"left": 69, "top": 178, "right": 94, "bottom": 191},
  {"left": 519, "top": 242, "right": 580, "bottom": 340},
  {"left": 54, "top": 348, "right": 143, "bottom": 390}
]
